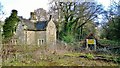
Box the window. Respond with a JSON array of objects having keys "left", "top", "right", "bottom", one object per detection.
[
  {"left": 38, "top": 39, "right": 44, "bottom": 45},
  {"left": 11, "top": 39, "right": 17, "bottom": 45}
]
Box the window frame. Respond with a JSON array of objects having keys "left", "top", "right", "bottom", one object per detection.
[{"left": 38, "top": 39, "right": 44, "bottom": 45}]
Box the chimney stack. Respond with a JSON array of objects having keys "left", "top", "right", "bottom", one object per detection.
[
  {"left": 30, "top": 12, "right": 37, "bottom": 22},
  {"left": 49, "top": 15, "right": 52, "bottom": 21}
]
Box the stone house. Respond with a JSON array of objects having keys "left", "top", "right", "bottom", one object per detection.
[{"left": 14, "top": 12, "right": 56, "bottom": 45}]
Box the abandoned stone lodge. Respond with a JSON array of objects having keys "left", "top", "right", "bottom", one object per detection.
[{"left": 12, "top": 12, "right": 56, "bottom": 45}]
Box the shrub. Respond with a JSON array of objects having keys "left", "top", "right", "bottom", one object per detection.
[
  {"left": 98, "top": 39, "right": 120, "bottom": 46},
  {"left": 116, "top": 57, "right": 120, "bottom": 63},
  {"left": 111, "top": 56, "right": 120, "bottom": 63},
  {"left": 86, "top": 53, "right": 94, "bottom": 59},
  {"left": 63, "top": 34, "right": 75, "bottom": 43}
]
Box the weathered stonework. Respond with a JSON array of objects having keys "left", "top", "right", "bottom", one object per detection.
[
  {"left": 46, "top": 19, "right": 56, "bottom": 45},
  {"left": 15, "top": 15, "right": 56, "bottom": 45}
]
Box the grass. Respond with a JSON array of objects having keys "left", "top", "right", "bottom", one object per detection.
[
  {"left": 2, "top": 44, "right": 120, "bottom": 66},
  {"left": 64, "top": 52, "right": 84, "bottom": 57},
  {"left": 86, "top": 53, "right": 94, "bottom": 59}
]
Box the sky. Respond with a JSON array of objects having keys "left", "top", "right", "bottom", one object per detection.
[
  {"left": 0, "top": 0, "right": 49, "bottom": 20},
  {"left": 0, "top": 0, "right": 111, "bottom": 21}
]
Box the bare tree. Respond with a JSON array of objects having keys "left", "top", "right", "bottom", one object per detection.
[
  {"left": 48, "top": 1, "right": 104, "bottom": 40},
  {"left": 34, "top": 8, "right": 47, "bottom": 21}
]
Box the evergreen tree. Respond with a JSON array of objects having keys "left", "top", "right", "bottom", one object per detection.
[
  {"left": 107, "top": 16, "right": 120, "bottom": 40},
  {"left": 3, "top": 10, "right": 20, "bottom": 41},
  {"left": 100, "top": 1, "right": 120, "bottom": 41}
]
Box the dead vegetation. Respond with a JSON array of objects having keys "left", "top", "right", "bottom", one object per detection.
[{"left": 1, "top": 42, "right": 120, "bottom": 66}]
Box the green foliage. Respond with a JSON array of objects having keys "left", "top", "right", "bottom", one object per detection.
[
  {"left": 101, "top": 16, "right": 120, "bottom": 41},
  {"left": 108, "top": 17, "right": 120, "bottom": 40},
  {"left": 3, "top": 10, "right": 20, "bottom": 40},
  {"left": 62, "top": 34, "right": 75, "bottom": 43},
  {"left": 111, "top": 56, "right": 120, "bottom": 63},
  {"left": 100, "top": 1, "right": 120, "bottom": 41},
  {"left": 116, "top": 57, "right": 120, "bottom": 63},
  {"left": 50, "top": 2, "right": 104, "bottom": 42},
  {"left": 64, "top": 53, "right": 83, "bottom": 57},
  {"left": 98, "top": 39, "right": 120, "bottom": 46},
  {"left": 2, "top": 45, "right": 118, "bottom": 66},
  {"left": 0, "top": 22, "right": 2, "bottom": 44},
  {"left": 86, "top": 53, "right": 94, "bottom": 59}
]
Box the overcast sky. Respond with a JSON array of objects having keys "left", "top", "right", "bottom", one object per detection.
[
  {"left": 0, "top": 0, "right": 49, "bottom": 20},
  {"left": 0, "top": 0, "right": 111, "bottom": 20}
]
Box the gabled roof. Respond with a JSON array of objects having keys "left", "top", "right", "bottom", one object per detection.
[
  {"left": 23, "top": 19, "right": 35, "bottom": 30},
  {"left": 19, "top": 15, "right": 55, "bottom": 31},
  {"left": 21, "top": 18, "right": 48, "bottom": 31}
]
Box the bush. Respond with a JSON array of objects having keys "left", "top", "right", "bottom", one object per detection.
[
  {"left": 86, "top": 53, "right": 94, "bottom": 59},
  {"left": 111, "top": 56, "right": 120, "bottom": 63},
  {"left": 98, "top": 39, "right": 120, "bottom": 46},
  {"left": 116, "top": 57, "right": 120, "bottom": 63},
  {"left": 63, "top": 34, "right": 75, "bottom": 43}
]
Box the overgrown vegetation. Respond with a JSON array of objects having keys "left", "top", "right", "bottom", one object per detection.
[
  {"left": 86, "top": 53, "right": 94, "bottom": 59},
  {"left": 1, "top": 0, "right": 120, "bottom": 66},
  {"left": 98, "top": 39, "right": 120, "bottom": 46},
  {"left": 101, "top": 16, "right": 120, "bottom": 41},
  {"left": 62, "top": 34, "right": 75, "bottom": 43},
  {"left": 100, "top": 1, "right": 120, "bottom": 41},
  {"left": 2, "top": 45, "right": 119, "bottom": 66},
  {"left": 49, "top": 1, "right": 104, "bottom": 42},
  {"left": 2, "top": 10, "right": 20, "bottom": 42}
]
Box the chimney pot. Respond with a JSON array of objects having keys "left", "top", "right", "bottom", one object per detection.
[
  {"left": 49, "top": 15, "right": 52, "bottom": 20},
  {"left": 30, "top": 12, "right": 37, "bottom": 22}
]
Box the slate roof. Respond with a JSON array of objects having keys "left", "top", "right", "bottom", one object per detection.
[
  {"left": 35, "top": 21, "right": 48, "bottom": 30},
  {"left": 22, "top": 19, "right": 48, "bottom": 31}
]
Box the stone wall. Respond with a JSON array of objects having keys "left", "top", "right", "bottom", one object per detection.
[
  {"left": 35, "top": 31, "right": 46, "bottom": 45},
  {"left": 24, "top": 30, "right": 46, "bottom": 45},
  {"left": 16, "top": 21, "right": 25, "bottom": 45},
  {"left": 16, "top": 18, "right": 56, "bottom": 45},
  {"left": 26, "top": 31, "right": 35, "bottom": 45},
  {"left": 46, "top": 19, "right": 56, "bottom": 45}
]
